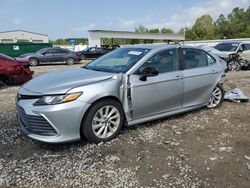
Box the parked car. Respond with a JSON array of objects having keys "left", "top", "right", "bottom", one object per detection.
[
  {"left": 214, "top": 42, "right": 250, "bottom": 71},
  {"left": 16, "top": 47, "right": 81, "bottom": 66},
  {"left": 16, "top": 45, "right": 226, "bottom": 143},
  {"left": 77, "top": 47, "right": 112, "bottom": 60},
  {"left": 0, "top": 53, "right": 33, "bottom": 85},
  {"left": 198, "top": 45, "right": 228, "bottom": 60}
]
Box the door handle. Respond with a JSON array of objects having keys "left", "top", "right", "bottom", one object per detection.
[
  {"left": 174, "top": 75, "right": 182, "bottom": 79},
  {"left": 211, "top": 69, "right": 218, "bottom": 74}
]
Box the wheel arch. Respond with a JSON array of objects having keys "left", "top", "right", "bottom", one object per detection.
[
  {"left": 29, "top": 57, "right": 40, "bottom": 63},
  {"left": 79, "top": 95, "right": 127, "bottom": 139}
]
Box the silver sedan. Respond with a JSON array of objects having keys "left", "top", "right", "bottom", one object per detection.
[{"left": 16, "top": 45, "right": 226, "bottom": 143}]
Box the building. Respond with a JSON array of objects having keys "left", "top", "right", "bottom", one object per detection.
[
  {"left": 0, "top": 30, "right": 49, "bottom": 43},
  {"left": 88, "top": 30, "right": 185, "bottom": 47}
]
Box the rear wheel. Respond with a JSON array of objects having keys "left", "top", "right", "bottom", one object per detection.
[
  {"left": 81, "top": 99, "right": 124, "bottom": 143},
  {"left": 81, "top": 55, "right": 86, "bottom": 60},
  {"left": 29, "top": 58, "right": 39, "bottom": 66},
  {"left": 227, "top": 59, "right": 241, "bottom": 71},
  {"left": 66, "top": 58, "right": 75, "bottom": 65},
  {"left": 207, "top": 85, "right": 224, "bottom": 109}
]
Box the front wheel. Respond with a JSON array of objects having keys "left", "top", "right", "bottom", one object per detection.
[
  {"left": 207, "top": 85, "right": 224, "bottom": 109},
  {"left": 227, "top": 59, "right": 241, "bottom": 71},
  {"left": 29, "top": 58, "right": 39, "bottom": 66},
  {"left": 81, "top": 99, "right": 124, "bottom": 143}
]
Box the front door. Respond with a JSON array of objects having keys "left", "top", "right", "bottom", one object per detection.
[
  {"left": 129, "top": 48, "right": 183, "bottom": 120},
  {"left": 40, "top": 49, "right": 55, "bottom": 63}
]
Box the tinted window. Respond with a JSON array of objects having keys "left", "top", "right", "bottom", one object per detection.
[
  {"left": 54, "top": 48, "right": 68, "bottom": 53},
  {"left": 214, "top": 43, "right": 239, "bottom": 52},
  {"left": 89, "top": 48, "right": 96, "bottom": 52},
  {"left": 183, "top": 49, "right": 208, "bottom": 69},
  {"left": 139, "top": 49, "right": 178, "bottom": 73},
  {"left": 243, "top": 44, "right": 250, "bottom": 51},
  {"left": 96, "top": 48, "right": 103, "bottom": 53},
  {"left": 45, "top": 49, "right": 55, "bottom": 54}
]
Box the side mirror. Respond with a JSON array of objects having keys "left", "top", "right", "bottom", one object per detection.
[
  {"left": 41, "top": 52, "right": 46, "bottom": 55},
  {"left": 139, "top": 67, "right": 159, "bottom": 81}
]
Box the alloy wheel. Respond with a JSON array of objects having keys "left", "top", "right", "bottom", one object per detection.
[
  {"left": 228, "top": 61, "right": 241, "bottom": 71},
  {"left": 92, "top": 105, "right": 121, "bottom": 139},
  {"left": 207, "top": 86, "right": 223, "bottom": 108}
]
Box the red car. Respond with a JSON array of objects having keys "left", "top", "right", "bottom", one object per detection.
[{"left": 0, "top": 53, "right": 33, "bottom": 85}]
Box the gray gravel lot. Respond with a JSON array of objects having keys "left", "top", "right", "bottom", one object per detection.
[{"left": 0, "top": 63, "right": 250, "bottom": 187}]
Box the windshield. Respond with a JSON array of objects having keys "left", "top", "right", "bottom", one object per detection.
[
  {"left": 85, "top": 47, "right": 150, "bottom": 73},
  {"left": 0, "top": 53, "right": 15, "bottom": 61},
  {"left": 214, "top": 43, "right": 240, "bottom": 52}
]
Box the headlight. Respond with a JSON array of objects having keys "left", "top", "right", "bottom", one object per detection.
[{"left": 33, "top": 92, "right": 82, "bottom": 105}]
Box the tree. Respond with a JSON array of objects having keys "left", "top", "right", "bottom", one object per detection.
[
  {"left": 227, "top": 7, "right": 248, "bottom": 38},
  {"left": 215, "top": 14, "right": 231, "bottom": 39},
  {"left": 161, "top": 28, "right": 174, "bottom": 34},
  {"left": 148, "top": 28, "right": 160, "bottom": 33},
  {"left": 191, "top": 15, "right": 216, "bottom": 40},
  {"left": 135, "top": 24, "right": 148, "bottom": 33}
]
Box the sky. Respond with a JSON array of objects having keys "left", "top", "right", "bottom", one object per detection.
[{"left": 0, "top": 0, "right": 249, "bottom": 39}]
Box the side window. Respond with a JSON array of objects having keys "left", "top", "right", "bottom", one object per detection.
[
  {"left": 183, "top": 49, "right": 208, "bottom": 69},
  {"left": 45, "top": 49, "right": 54, "bottom": 54},
  {"left": 240, "top": 44, "right": 245, "bottom": 51},
  {"left": 96, "top": 48, "right": 102, "bottom": 53},
  {"left": 89, "top": 48, "right": 96, "bottom": 52},
  {"left": 207, "top": 53, "right": 216, "bottom": 65},
  {"left": 54, "top": 49, "right": 63, "bottom": 54},
  {"left": 139, "top": 49, "right": 178, "bottom": 74},
  {"left": 244, "top": 44, "right": 250, "bottom": 51}
]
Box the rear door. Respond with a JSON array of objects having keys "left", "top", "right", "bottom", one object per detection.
[
  {"left": 181, "top": 48, "right": 220, "bottom": 108},
  {"left": 88, "top": 47, "right": 97, "bottom": 58},
  {"left": 129, "top": 48, "right": 183, "bottom": 120}
]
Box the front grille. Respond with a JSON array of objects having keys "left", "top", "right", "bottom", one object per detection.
[{"left": 17, "top": 106, "right": 57, "bottom": 136}]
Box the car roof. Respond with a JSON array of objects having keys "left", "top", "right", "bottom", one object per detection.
[
  {"left": 216, "top": 41, "right": 241, "bottom": 44},
  {"left": 122, "top": 44, "right": 184, "bottom": 50},
  {"left": 122, "top": 44, "right": 208, "bottom": 51}
]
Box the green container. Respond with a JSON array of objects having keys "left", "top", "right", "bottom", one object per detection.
[{"left": 0, "top": 43, "right": 52, "bottom": 57}]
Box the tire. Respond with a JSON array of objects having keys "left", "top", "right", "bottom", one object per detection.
[
  {"left": 81, "top": 55, "right": 86, "bottom": 60},
  {"left": 0, "top": 78, "right": 6, "bottom": 87},
  {"left": 207, "top": 85, "right": 224, "bottom": 109},
  {"left": 1, "top": 75, "right": 14, "bottom": 85},
  {"left": 81, "top": 99, "right": 124, "bottom": 143},
  {"left": 29, "top": 58, "right": 39, "bottom": 66},
  {"left": 227, "top": 59, "right": 241, "bottom": 71},
  {"left": 66, "top": 58, "right": 75, "bottom": 65}
]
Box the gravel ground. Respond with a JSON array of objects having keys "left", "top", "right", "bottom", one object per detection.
[{"left": 0, "top": 63, "right": 250, "bottom": 187}]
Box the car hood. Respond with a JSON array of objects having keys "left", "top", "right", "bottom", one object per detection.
[
  {"left": 22, "top": 68, "right": 116, "bottom": 95},
  {"left": 18, "top": 53, "right": 37, "bottom": 58}
]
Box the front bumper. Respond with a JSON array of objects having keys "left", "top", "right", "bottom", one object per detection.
[{"left": 16, "top": 97, "right": 91, "bottom": 143}]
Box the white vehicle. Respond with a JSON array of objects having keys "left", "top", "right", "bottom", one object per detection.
[{"left": 214, "top": 42, "right": 250, "bottom": 71}]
